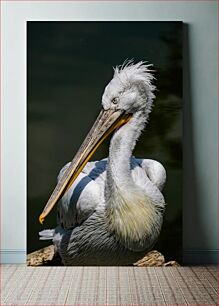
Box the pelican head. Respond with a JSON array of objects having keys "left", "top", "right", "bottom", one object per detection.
[
  {"left": 102, "top": 61, "right": 155, "bottom": 115},
  {"left": 39, "top": 61, "right": 156, "bottom": 224}
]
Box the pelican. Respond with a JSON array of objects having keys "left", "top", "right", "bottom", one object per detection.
[{"left": 39, "top": 61, "right": 166, "bottom": 266}]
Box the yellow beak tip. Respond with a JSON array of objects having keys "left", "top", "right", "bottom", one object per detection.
[{"left": 39, "top": 215, "right": 44, "bottom": 225}]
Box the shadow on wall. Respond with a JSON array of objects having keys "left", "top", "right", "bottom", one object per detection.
[{"left": 183, "top": 24, "right": 208, "bottom": 264}]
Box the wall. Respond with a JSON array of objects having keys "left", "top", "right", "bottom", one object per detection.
[{"left": 1, "top": 1, "right": 218, "bottom": 263}]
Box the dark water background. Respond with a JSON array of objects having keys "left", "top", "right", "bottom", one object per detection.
[{"left": 27, "top": 21, "right": 182, "bottom": 262}]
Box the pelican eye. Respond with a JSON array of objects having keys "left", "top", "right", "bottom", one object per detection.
[{"left": 112, "top": 97, "right": 119, "bottom": 104}]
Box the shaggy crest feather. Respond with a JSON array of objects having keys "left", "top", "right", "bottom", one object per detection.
[
  {"left": 114, "top": 60, "right": 154, "bottom": 80},
  {"left": 113, "top": 60, "right": 156, "bottom": 97}
]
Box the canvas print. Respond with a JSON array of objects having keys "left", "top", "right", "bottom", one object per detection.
[{"left": 27, "top": 21, "right": 182, "bottom": 266}]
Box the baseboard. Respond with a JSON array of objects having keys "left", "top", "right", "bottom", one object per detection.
[
  {"left": 0, "top": 249, "right": 26, "bottom": 264},
  {"left": 183, "top": 250, "right": 218, "bottom": 265},
  {"left": 0, "top": 249, "right": 218, "bottom": 264}
]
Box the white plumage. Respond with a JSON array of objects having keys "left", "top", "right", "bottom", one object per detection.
[{"left": 39, "top": 61, "right": 166, "bottom": 265}]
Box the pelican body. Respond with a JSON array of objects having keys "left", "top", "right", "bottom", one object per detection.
[{"left": 39, "top": 61, "right": 166, "bottom": 266}]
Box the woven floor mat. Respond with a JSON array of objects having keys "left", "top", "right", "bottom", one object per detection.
[{"left": 1, "top": 265, "right": 218, "bottom": 305}]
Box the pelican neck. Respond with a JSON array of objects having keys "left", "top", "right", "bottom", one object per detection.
[{"left": 105, "top": 111, "right": 146, "bottom": 196}]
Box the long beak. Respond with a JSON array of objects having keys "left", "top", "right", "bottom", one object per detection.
[{"left": 39, "top": 108, "right": 132, "bottom": 224}]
